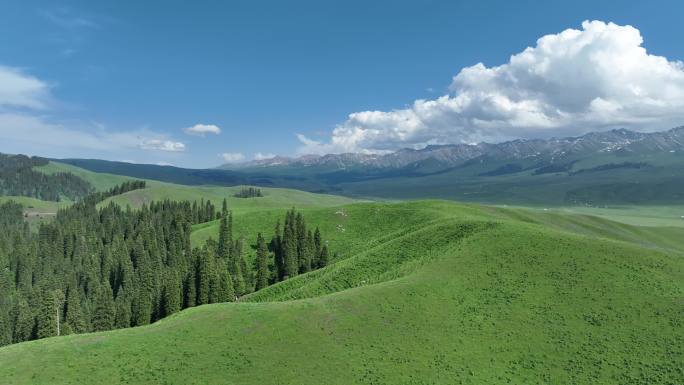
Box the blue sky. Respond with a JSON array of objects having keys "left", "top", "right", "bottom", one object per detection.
[{"left": 1, "top": 0, "right": 683, "bottom": 168}]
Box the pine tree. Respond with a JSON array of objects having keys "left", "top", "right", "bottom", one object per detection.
[
  {"left": 64, "top": 284, "right": 86, "bottom": 335},
  {"left": 12, "top": 296, "right": 34, "bottom": 343},
  {"left": 303, "top": 229, "right": 314, "bottom": 273},
  {"left": 217, "top": 261, "right": 235, "bottom": 302},
  {"left": 269, "top": 220, "right": 284, "bottom": 281},
  {"left": 295, "top": 212, "right": 308, "bottom": 273},
  {"left": 207, "top": 246, "right": 222, "bottom": 304},
  {"left": 131, "top": 283, "right": 152, "bottom": 326},
  {"left": 114, "top": 286, "right": 132, "bottom": 329},
  {"left": 313, "top": 227, "right": 322, "bottom": 267},
  {"left": 196, "top": 248, "right": 210, "bottom": 305},
  {"left": 230, "top": 239, "right": 246, "bottom": 295},
  {"left": 0, "top": 311, "right": 11, "bottom": 346},
  {"left": 283, "top": 209, "right": 298, "bottom": 279},
  {"left": 91, "top": 284, "right": 115, "bottom": 331},
  {"left": 254, "top": 233, "right": 270, "bottom": 291},
  {"left": 217, "top": 213, "right": 230, "bottom": 260},
  {"left": 319, "top": 245, "right": 330, "bottom": 268},
  {"left": 238, "top": 238, "right": 252, "bottom": 294},
  {"left": 162, "top": 270, "right": 181, "bottom": 316},
  {"left": 184, "top": 271, "right": 196, "bottom": 308},
  {"left": 36, "top": 287, "right": 57, "bottom": 339}
]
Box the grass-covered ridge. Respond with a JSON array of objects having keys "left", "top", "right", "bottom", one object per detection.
[
  {"left": 0, "top": 200, "right": 682, "bottom": 385},
  {"left": 101, "top": 181, "right": 358, "bottom": 210},
  {"left": 35, "top": 161, "right": 134, "bottom": 192}
]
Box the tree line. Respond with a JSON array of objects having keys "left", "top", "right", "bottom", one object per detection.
[
  {"left": 233, "top": 187, "right": 263, "bottom": 198},
  {"left": 0, "top": 185, "right": 331, "bottom": 346},
  {"left": 80, "top": 180, "right": 147, "bottom": 205},
  {"left": 0, "top": 154, "right": 94, "bottom": 202}
]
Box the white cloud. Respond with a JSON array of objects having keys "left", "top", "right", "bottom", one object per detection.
[
  {"left": 0, "top": 112, "right": 187, "bottom": 155},
  {"left": 0, "top": 65, "right": 187, "bottom": 158},
  {"left": 300, "top": 20, "right": 684, "bottom": 154},
  {"left": 253, "top": 152, "right": 276, "bottom": 160},
  {"left": 183, "top": 123, "right": 221, "bottom": 136},
  {"left": 0, "top": 66, "right": 51, "bottom": 110},
  {"left": 139, "top": 139, "right": 186, "bottom": 152},
  {"left": 220, "top": 152, "right": 245, "bottom": 163}
]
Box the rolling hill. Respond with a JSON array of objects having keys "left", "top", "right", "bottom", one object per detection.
[{"left": 1, "top": 199, "right": 682, "bottom": 385}]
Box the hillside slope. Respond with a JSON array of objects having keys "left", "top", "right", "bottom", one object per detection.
[
  {"left": 35, "top": 161, "right": 134, "bottom": 192},
  {"left": 0, "top": 201, "right": 682, "bottom": 385},
  {"left": 101, "top": 182, "right": 358, "bottom": 211}
]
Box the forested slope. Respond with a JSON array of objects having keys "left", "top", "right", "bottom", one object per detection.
[{"left": 0, "top": 154, "right": 93, "bottom": 201}]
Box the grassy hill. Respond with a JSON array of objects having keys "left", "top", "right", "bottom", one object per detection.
[
  {"left": 1, "top": 200, "right": 682, "bottom": 385},
  {"left": 35, "top": 161, "right": 135, "bottom": 191},
  {"left": 101, "top": 182, "right": 358, "bottom": 211}
]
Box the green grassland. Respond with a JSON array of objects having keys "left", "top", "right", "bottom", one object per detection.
[
  {"left": 1, "top": 199, "right": 682, "bottom": 385},
  {"left": 544, "top": 205, "right": 684, "bottom": 227},
  {"left": 101, "top": 181, "right": 358, "bottom": 210},
  {"left": 0, "top": 196, "right": 70, "bottom": 230},
  {"left": 35, "top": 161, "right": 136, "bottom": 191}
]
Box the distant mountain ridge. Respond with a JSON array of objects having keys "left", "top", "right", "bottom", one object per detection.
[
  {"left": 223, "top": 126, "right": 684, "bottom": 171},
  {"left": 50, "top": 126, "right": 684, "bottom": 205}
]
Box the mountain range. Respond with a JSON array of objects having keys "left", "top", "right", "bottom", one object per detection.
[
  {"left": 223, "top": 127, "right": 684, "bottom": 171},
  {"left": 56, "top": 126, "right": 684, "bottom": 206}
]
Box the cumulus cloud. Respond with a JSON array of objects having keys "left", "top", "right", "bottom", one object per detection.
[
  {"left": 253, "top": 152, "right": 276, "bottom": 160},
  {"left": 299, "top": 20, "right": 684, "bottom": 154},
  {"left": 220, "top": 152, "right": 245, "bottom": 163},
  {"left": 0, "top": 66, "right": 51, "bottom": 110},
  {"left": 183, "top": 123, "right": 221, "bottom": 136}
]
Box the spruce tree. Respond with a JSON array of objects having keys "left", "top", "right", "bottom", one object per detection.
[
  {"left": 114, "top": 286, "right": 132, "bottom": 329},
  {"left": 196, "top": 248, "right": 210, "bottom": 305},
  {"left": 132, "top": 283, "right": 152, "bottom": 326},
  {"left": 64, "top": 284, "right": 86, "bottom": 335},
  {"left": 207, "top": 247, "right": 222, "bottom": 304},
  {"left": 0, "top": 311, "right": 11, "bottom": 346},
  {"left": 217, "top": 261, "right": 235, "bottom": 302},
  {"left": 283, "top": 210, "right": 298, "bottom": 279},
  {"left": 36, "top": 287, "right": 57, "bottom": 339},
  {"left": 254, "top": 233, "right": 270, "bottom": 291},
  {"left": 12, "top": 296, "right": 34, "bottom": 343},
  {"left": 230, "top": 239, "right": 246, "bottom": 295},
  {"left": 184, "top": 271, "right": 197, "bottom": 308},
  {"left": 162, "top": 270, "right": 181, "bottom": 316},
  {"left": 219, "top": 263, "right": 235, "bottom": 302},
  {"left": 295, "top": 212, "right": 307, "bottom": 273},
  {"left": 303, "top": 229, "right": 314, "bottom": 273},
  {"left": 217, "top": 213, "right": 230, "bottom": 260},
  {"left": 319, "top": 245, "right": 330, "bottom": 268},
  {"left": 91, "top": 284, "right": 115, "bottom": 331},
  {"left": 269, "top": 220, "right": 284, "bottom": 281},
  {"left": 313, "top": 227, "right": 322, "bottom": 266}
]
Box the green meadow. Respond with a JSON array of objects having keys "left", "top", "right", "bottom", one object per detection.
[{"left": 1, "top": 194, "right": 682, "bottom": 385}]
